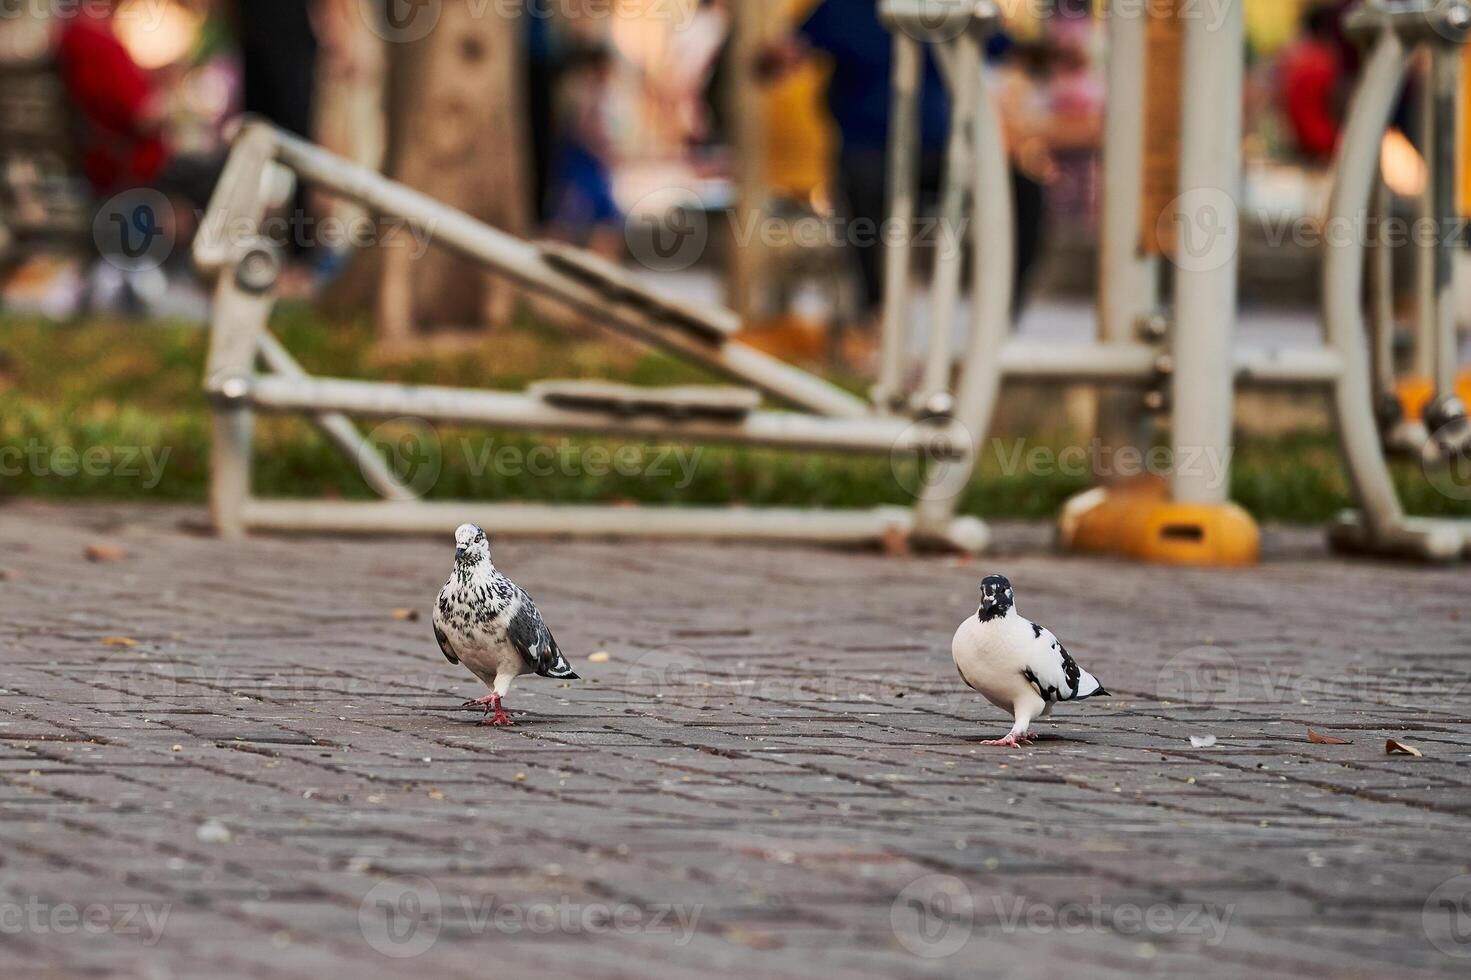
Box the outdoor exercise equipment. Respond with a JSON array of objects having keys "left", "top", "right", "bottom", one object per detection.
[
  {"left": 195, "top": 123, "right": 985, "bottom": 549},
  {"left": 198, "top": 0, "right": 1468, "bottom": 561},
  {"left": 1323, "top": 0, "right": 1471, "bottom": 558},
  {"left": 881, "top": 0, "right": 1265, "bottom": 563},
  {"left": 880, "top": 0, "right": 1468, "bottom": 563},
  {"left": 1076, "top": 0, "right": 1465, "bottom": 556}
]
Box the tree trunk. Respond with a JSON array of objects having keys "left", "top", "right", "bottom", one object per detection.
[{"left": 377, "top": 1, "right": 529, "bottom": 339}]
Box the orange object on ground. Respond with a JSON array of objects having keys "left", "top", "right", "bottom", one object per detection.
[
  {"left": 1126, "top": 501, "right": 1261, "bottom": 566},
  {"left": 1060, "top": 474, "right": 1261, "bottom": 567},
  {"left": 1059, "top": 474, "right": 1167, "bottom": 554},
  {"left": 1395, "top": 372, "right": 1471, "bottom": 422}
]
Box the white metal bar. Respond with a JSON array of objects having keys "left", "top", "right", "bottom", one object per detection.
[
  {"left": 243, "top": 499, "right": 908, "bottom": 543},
  {"left": 241, "top": 498, "right": 990, "bottom": 552},
  {"left": 1370, "top": 177, "right": 1399, "bottom": 405},
  {"left": 239, "top": 374, "right": 967, "bottom": 457},
  {"left": 1232, "top": 348, "right": 1343, "bottom": 386},
  {"left": 1097, "top": 1, "right": 1159, "bottom": 456},
  {"left": 1000, "top": 342, "right": 1159, "bottom": 382},
  {"left": 1416, "top": 59, "right": 1441, "bottom": 380},
  {"left": 204, "top": 267, "right": 275, "bottom": 540},
  {"left": 1426, "top": 43, "right": 1463, "bottom": 399},
  {"left": 916, "top": 33, "right": 982, "bottom": 409},
  {"left": 1169, "top": 0, "right": 1243, "bottom": 505},
  {"left": 1000, "top": 343, "right": 1338, "bottom": 385},
  {"left": 193, "top": 123, "right": 278, "bottom": 275},
  {"left": 264, "top": 128, "right": 869, "bottom": 419},
  {"left": 875, "top": 32, "right": 923, "bottom": 413},
  {"left": 1323, "top": 29, "right": 1412, "bottom": 536},
  {"left": 211, "top": 410, "right": 252, "bottom": 540},
  {"left": 915, "top": 50, "right": 1014, "bottom": 538},
  {"left": 1329, "top": 513, "right": 1470, "bottom": 560}
]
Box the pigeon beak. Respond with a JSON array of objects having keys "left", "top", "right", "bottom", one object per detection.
[{"left": 455, "top": 546, "right": 466, "bottom": 561}]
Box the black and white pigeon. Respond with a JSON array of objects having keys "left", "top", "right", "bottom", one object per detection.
[
  {"left": 432, "top": 524, "right": 578, "bottom": 726},
  {"left": 952, "top": 574, "right": 1108, "bottom": 747}
]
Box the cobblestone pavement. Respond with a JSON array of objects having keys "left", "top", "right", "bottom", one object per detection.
[{"left": 1, "top": 501, "right": 1469, "bottom": 979}]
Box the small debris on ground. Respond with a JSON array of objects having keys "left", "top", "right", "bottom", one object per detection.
[
  {"left": 196, "top": 819, "right": 233, "bottom": 844},
  {"left": 85, "top": 544, "right": 126, "bottom": 563},
  {"left": 1385, "top": 739, "right": 1422, "bottom": 757}
]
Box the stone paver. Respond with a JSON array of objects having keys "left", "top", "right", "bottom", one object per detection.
[{"left": 0, "top": 500, "right": 1469, "bottom": 979}]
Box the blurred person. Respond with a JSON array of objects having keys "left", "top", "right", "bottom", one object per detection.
[
  {"left": 55, "top": 1, "right": 169, "bottom": 199},
  {"left": 525, "top": 9, "right": 567, "bottom": 225},
  {"left": 1033, "top": 16, "right": 1103, "bottom": 227},
  {"left": 759, "top": 2, "right": 1054, "bottom": 330},
  {"left": 229, "top": 0, "right": 355, "bottom": 290},
  {"left": 545, "top": 44, "right": 623, "bottom": 258},
  {"left": 55, "top": 0, "right": 218, "bottom": 313},
  {"left": 658, "top": 0, "right": 729, "bottom": 155},
  {"left": 233, "top": 0, "right": 321, "bottom": 146},
  {"left": 757, "top": 0, "right": 949, "bottom": 329},
  {"left": 1278, "top": 3, "right": 1346, "bottom": 163},
  {"left": 991, "top": 15, "right": 1106, "bottom": 307}
]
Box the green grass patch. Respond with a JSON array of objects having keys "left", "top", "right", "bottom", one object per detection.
[{"left": 1, "top": 311, "right": 1466, "bottom": 523}]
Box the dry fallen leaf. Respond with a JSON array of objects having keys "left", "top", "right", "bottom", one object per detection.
[
  {"left": 391, "top": 608, "right": 420, "bottom": 622},
  {"left": 1385, "top": 739, "right": 1422, "bottom": 757},
  {"left": 85, "top": 544, "right": 126, "bottom": 563},
  {"left": 1307, "top": 728, "right": 1350, "bottom": 745},
  {"left": 101, "top": 636, "right": 138, "bottom": 648}
]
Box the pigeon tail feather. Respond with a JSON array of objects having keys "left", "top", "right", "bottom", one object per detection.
[{"left": 1073, "top": 669, "right": 1108, "bottom": 700}]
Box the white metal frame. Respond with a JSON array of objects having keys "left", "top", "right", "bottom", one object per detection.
[
  {"left": 194, "top": 123, "right": 987, "bottom": 549},
  {"left": 1326, "top": 0, "right": 1471, "bottom": 558},
  {"left": 197, "top": 0, "right": 1469, "bottom": 559}
]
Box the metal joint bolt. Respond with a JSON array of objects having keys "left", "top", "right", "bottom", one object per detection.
[
  {"left": 234, "top": 243, "right": 284, "bottom": 295},
  {"left": 210, "top": 375, "right": 253, "bottom": 407}
]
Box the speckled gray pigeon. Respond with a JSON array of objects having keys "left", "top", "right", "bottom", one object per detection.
[{"left": 432, "top": 524, "right": 578, "bottom": 726}]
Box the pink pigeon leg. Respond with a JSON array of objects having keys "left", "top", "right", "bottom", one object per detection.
[{"left": 481, "top": 693, "right": 514, "bottom": 727}]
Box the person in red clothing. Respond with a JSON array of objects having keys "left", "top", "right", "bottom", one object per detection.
[
  {"left": 53, "top": 2, "right": 170, "bottom": 197},
  {"left": 1279, "top": 5, "right": 1345, "bottom": 163}
]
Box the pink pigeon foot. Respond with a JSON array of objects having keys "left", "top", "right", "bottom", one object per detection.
[
  {"left": 981, "top": 733, "right": 1031, "bottom": 748},
  {"left": 476, "top": 693, "right": 513, "bottom": 727},
  {"left": 464, "top": 694, "right": 497, "bottom": 707}
]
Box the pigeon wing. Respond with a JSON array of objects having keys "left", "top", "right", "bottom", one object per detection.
[
  {"left": 507, "top": 594, "right": 579, "bottom": 680},
  {"left": 432, "top": 619, "right": 460, "bottom": 665},
  {"left": 1021, "top": 622, "right": 1106, "bottom": 702}
]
